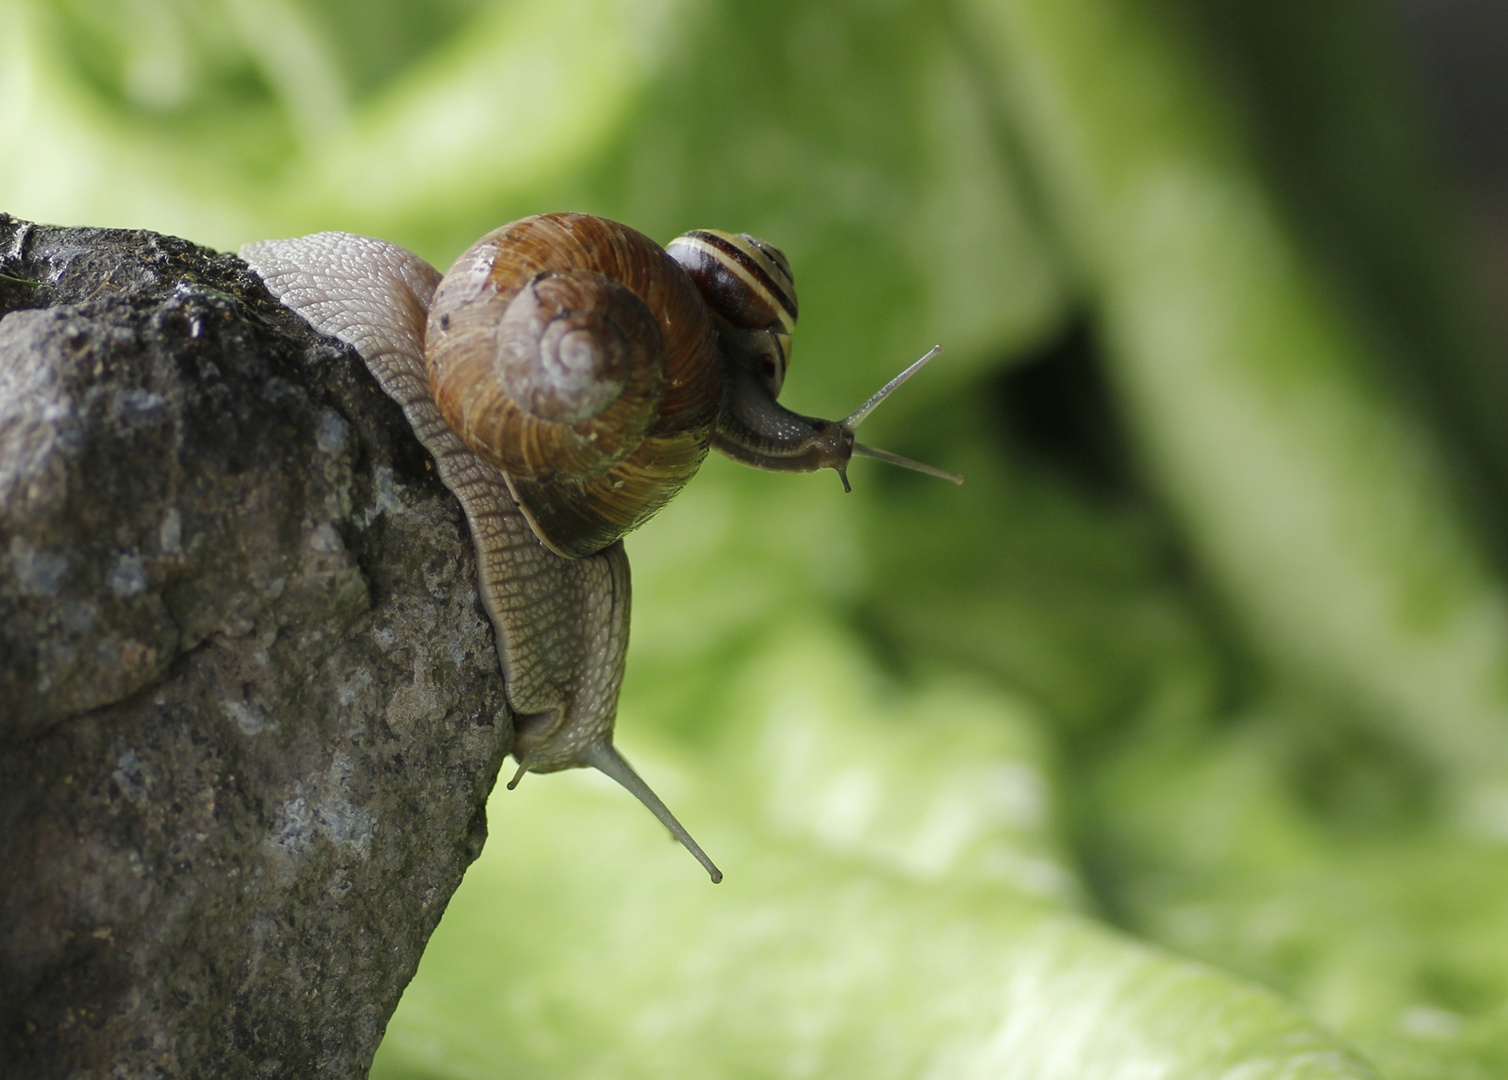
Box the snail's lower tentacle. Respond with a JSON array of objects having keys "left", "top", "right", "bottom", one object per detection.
[{"left": 580, "top": 740, "right": 722, "bottom": 884}]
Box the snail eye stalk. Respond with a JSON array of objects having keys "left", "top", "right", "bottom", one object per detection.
[{"left": 840, "top": 346, "right": 963, "bottom": 489}]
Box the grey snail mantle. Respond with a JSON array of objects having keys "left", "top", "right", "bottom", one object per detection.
[{"left": 240, "top": 214, "right": 957, "bottom": 883}]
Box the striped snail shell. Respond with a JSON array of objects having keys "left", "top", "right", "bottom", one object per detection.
[
  {"left": 666, "top": 228, "right": 797, "bottom": 396},
  {"left": 240, "top": 213, "right": 957, "bottom": 885}
]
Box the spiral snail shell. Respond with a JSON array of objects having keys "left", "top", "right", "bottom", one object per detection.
[
  {"left": 240, "top": 213, "right": 957, "bottom": 883},
  {"left": 426, "top": 215, "right": 724, "bottom": 559}
]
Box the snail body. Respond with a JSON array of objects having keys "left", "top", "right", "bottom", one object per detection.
[{"left": 240, "top": 214, "right": 956, "bottom": 883}]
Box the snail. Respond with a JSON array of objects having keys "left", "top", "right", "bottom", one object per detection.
[{"left": 239, "top": 213, "right": 958, "bottom": 883}]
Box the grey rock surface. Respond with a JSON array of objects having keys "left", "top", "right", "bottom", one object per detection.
[{"left": 0, "top": 214, "right": 514, "bottom": 1077}]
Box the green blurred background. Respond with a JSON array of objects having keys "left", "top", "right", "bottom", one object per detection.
[{"left": 8, "top": 0, "right": 1508, "bottom": 1076}]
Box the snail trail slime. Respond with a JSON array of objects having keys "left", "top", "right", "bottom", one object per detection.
[{"left": 241, "top": 213, "right": 960, "bottom": 883}]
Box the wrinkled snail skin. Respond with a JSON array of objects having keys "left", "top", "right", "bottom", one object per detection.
[
  {"left": 240, "top": 214, "right": 955, "bottom": 885},
  {"left": 237, "top": 232, "right": 637, "bottom": 817},
  {"left": 711, "top": 363, "right": 855, "bottom": 475}
]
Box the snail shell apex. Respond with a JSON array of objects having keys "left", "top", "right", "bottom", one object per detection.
[
  {"left": 497, "top": 271, "right": 659, "bottom": 426},
  {"left": 427, "top": 213, "right": 723, "bottom": 559}
]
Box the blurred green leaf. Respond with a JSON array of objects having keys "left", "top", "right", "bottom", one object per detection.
[
  {"left": 960, "top": 0, "right": 1508, "bottom": 794},
  {"left": 373, "top": 623, "right": 1374, "bottom": 1080}
]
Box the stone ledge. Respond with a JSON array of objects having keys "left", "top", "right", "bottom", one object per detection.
[{"left": 0, "top": 214, "right": 513, "bottom": 1079}]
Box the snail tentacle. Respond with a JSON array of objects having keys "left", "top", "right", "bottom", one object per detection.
[{"left": 580, "top": 739, "right": 722, "bottom": 883}]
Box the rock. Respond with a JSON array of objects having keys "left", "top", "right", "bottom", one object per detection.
[{"left": 0, "top": 215, "right": 513, "bottom": 1078}]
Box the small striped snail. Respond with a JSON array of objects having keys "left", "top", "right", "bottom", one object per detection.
[{"left": 241, "top": 213, "right": 957, "bottom": 882}]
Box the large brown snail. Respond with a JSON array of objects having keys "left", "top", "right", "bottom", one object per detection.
[{"left": 240, "top": 213, "right": 957, "bottom": 883}]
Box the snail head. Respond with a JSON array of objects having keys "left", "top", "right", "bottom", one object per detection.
[{"left": 666, "top": 229, "right": 962, "bottom": 491}]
